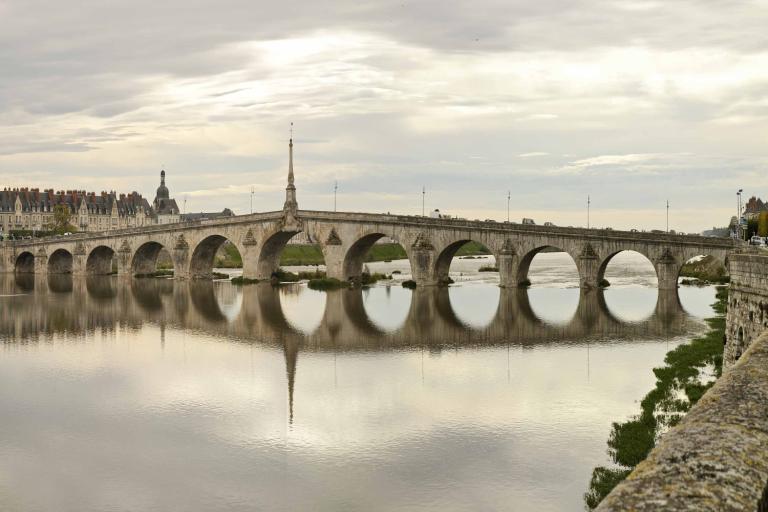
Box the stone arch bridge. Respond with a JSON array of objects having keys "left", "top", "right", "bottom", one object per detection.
[{"left": 0, "top": 209, "right": 738, "bottom": 289}]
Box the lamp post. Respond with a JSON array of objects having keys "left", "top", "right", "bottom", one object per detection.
[
  {"left": 250, "top": 186, "right": 254, "bottom": 214},
  {"left": 422, "top": 186, "right": 425, "bottom": 217},
  {"left": 334, "top": 181, "right": 338, "bottom": 212},
  {"left": 507, "top": 190, "right": 510, "bottom": 223},
  {"left": 587, "top": 195, "right": 591, "bottom": 229},
  {"left": 737, "top": 189, "right": 743, "bottom": 240},
  {"left": 666, "top": 200, "right": 669, "bottom": 233}
]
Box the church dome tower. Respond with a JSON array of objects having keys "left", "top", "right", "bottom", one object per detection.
[{"left": 156, "top": 170, "right": 169, "bottom": 201}]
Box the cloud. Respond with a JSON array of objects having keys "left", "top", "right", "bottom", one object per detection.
[{"left": 0, "top": 0, "right": 766, "bottom": 232}]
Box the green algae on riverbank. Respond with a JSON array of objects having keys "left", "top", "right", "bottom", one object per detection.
[{"left": 584, "top": 285, "right": 728, "bottom": 509}]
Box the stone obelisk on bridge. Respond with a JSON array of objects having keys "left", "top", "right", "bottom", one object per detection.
[{"left": 282, "top": 128, "right": 300, "bottom": 231}]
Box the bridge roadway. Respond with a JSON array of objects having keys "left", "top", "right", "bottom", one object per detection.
[
  {"left": 0, "top": 209, "right": 738, "bottom": 289},
  {"left": 0, "top": 275, "right": 698, "bottom": 349}
]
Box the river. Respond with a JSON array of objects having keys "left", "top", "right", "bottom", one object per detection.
[{"left": 0, "top": 252, "right": 716, "bottom": 511}]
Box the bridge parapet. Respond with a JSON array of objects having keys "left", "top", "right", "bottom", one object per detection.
[{"left": 0, "top": 210, "right": 742, "bottom": 289}]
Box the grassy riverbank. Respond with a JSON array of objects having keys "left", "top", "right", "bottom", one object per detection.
[
  {"left": 215, "top": 241, "right": 491, "bottom": 267},
  {"left": 584, "top": 285, "right": 728, "bottom": 509},
  {"left": 679, "top": 255, "right": 728, "bottom": 284}
]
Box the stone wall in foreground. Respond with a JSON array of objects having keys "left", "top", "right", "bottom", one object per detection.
[
  {"left": 725, "top": 252, "right": 768, "bottom": 366},
  {"left": 597, "top": 250, "right": 768, "bottom": 512}
]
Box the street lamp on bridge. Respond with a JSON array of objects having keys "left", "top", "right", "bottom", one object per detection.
[{"left": 737, "top": 189, "right": 743, "bottom": 240}]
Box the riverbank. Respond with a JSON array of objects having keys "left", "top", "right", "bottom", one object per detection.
[
  {"left": 584, "top": 285, "right": 727, "bottom": 509},
  {"left": 679, "top": 255, "right": 728, "bottom": 284}
]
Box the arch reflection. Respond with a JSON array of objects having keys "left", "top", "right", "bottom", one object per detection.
[
  {"left": 360, "top": 285, "right": 412, "bottom": 332},
  {"left": 601, "top": 287, "right": 659, "bottom": 323},
  {"left": 279, "top": 285, "right": 326, "bottom": 334},
  {"left": 0, "top": 275, "right": 697, "bottom": 350},
  {"left": 447, "top": 284, "right": 499, "bottom": 329},
  {"left": 526, "top": 287, "right": 580, "bottom": 326}
]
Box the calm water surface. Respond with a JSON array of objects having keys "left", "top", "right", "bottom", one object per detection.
[{"left": 0, "top": 252, "right": 716, "bottom": 511}]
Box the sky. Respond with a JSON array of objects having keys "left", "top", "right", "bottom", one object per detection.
[{"left": 1, "top": 0, "right": 767, "bottom": 233}]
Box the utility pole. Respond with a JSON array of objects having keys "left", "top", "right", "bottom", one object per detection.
[
  {"left": 184, "top": 196, "right": 187, "bottom": 215},
  {"left": 587, "top": 195, "right": 591, "bottom": 229},
  {"left": 250, "top": 186, "right": 254, "bottom": 214},
  {"left": 666, "top": 199, "right": 669, "bottom": 233},
  {"left": 507, "top": 190, "right": 511, "bottom": 222},
  {"left": 422, "top": 186, "right": 425, "bottom": 217},
  {"left": 334, "top": 181, "right": 338, "bottom": 212}
]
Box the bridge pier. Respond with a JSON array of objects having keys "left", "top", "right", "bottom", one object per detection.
[
  {"left": 173, "top": 236, "right": 190, "bottom": 279},
  {"left": 72, "top": 253, "right": 87, "bottom": 276},
  {"left": 577, "top": 244, "right": 601, "bottom": 289},
  {"left": 654, "top": 249, "right": 682, "bottom": 290},
  {"left": 34, "top": 249, "right": 48, "bottom": 274},
  {"left": 240, "top": 246, "right": 260, "bottom": 281},
  {"left": 410, "top": 248, "right": 438, "bottom": 286},
  {"left": 0, "top": 246, "right": 9, "bottom": 273},
  {"left": 496, "top": 244, "right": 519, "bottom": 288},
  {"left": 322, "top": 243, "right": 346, "bottom": 282}
]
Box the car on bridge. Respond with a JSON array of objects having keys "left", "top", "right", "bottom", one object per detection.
[{"left": 522, "top": 218, "right": 535, "bottom": 225}]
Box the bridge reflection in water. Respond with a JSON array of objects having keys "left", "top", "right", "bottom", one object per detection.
[
  {"left": 0, "top": 275, "right": 699, "bottom": 428},
  {"left": 2, "top": 274, "right": 697, "bottom": 348}
]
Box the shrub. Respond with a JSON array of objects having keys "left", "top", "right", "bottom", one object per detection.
[
  {"left": 308, "top": 277, "right": 349, "bottom": 290},
  {"left": 231, "top": 276, "right": 259, "bottom": 285},
  {"left": 271, "top": 268, "right": 300, "bottom": 283}
]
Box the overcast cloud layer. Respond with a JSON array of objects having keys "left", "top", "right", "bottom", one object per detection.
[{"left": 1, "top": 0, "right": 767, "bottom": 232}]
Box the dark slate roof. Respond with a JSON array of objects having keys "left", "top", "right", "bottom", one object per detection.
[
  {"left": 154, "top": 197, "right": 180, "bottom": 216},
  {"left": 0, "top": 188, "right": 151, "bottom": 216},
  {"left": 745, "top": 196, "right": 768, "bottom": 214}
]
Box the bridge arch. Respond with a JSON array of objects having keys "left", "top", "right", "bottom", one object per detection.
[
  {"left": 517, "top": 245, "right": 579, "bottom": 287},
  {"left": 255, "top": 229, "right": 307, "bottom": 280},
  {"left": 15, "top": 251, "right": 35, "bottom": 274},
  {"left": 341, "top": 233, "right": 411, "bottom": 283},
  {"left": 131, "top": 241, "right": 172, "bottom": 276},
  {"left": 86, "top": 245, "right": 116, "bottom": 275},
  {"left": 433, "top": 239, "right": 493, "bottom": 285},
  {"left": 189, "top": 235, "right": 244, "bottom": 279},
  {"left": 48, "top": 248, "right": 73, "bottom": 274},
  {"left": 597, "top": 250, "right": 658, "bottom": 288}
]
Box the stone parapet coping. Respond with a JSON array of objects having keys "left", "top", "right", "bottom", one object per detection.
[{"left": 597, "top": 328, "right": 768, "bottom": 511}]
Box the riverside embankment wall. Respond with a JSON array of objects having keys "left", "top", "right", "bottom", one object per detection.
[{"left": 597, "top": 250, "right": 768, "bottom": 512}]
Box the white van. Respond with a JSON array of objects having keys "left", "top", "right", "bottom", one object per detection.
[{"left": 522, "top": 218, "right": 535, "bottom": 225}]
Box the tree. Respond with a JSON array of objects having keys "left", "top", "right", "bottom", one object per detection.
[
  {"left": 759, "top": 211, "right": 768, "bottom": 237},
  {"left": 48, "top": 204, "right": 77, "bottom": 234},
  {"left": 747, "top": 218, "right": 759, "bottom": 239}
]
